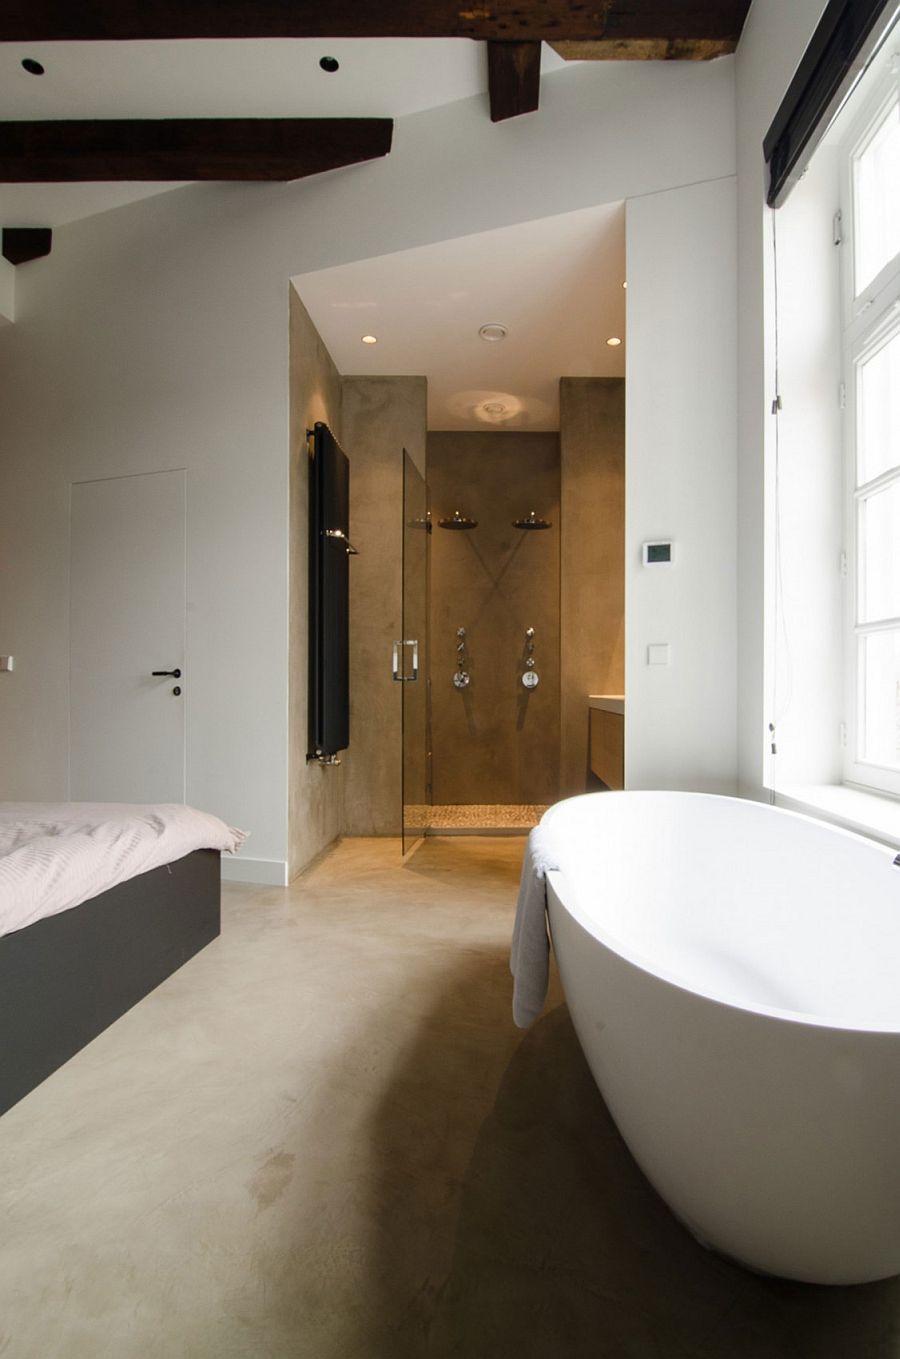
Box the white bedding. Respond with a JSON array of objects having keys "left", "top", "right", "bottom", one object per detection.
[{"left": 0, "top": 802, "right": 246, "bottom": 940}]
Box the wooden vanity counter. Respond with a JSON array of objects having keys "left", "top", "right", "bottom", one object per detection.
[{"left": 588, "top": 695, "right": 624, "bottom": 790}]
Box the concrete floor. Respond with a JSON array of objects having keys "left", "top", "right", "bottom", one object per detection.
[{"left": 1, "top": 836, "right": 900, "bottom": 1358}]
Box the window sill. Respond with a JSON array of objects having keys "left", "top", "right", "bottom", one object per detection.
[{"left": 773, "top": 783, "right": 900, "bottom": 851}]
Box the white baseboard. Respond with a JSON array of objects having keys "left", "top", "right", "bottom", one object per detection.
[{"left": 221, "top": 856, "right": 288, "bottom": 886}]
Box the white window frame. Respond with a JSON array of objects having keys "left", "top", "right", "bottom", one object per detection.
[
  {"left": 840, "top": 72, "right": 900, "bottom": 798},
  {"left": 845, "top": 82, "right": 900, "bottom": 311}
]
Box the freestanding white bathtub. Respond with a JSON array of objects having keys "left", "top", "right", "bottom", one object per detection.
[{"left": 543, "top": 791, "right": 900, "bottom": 1285}]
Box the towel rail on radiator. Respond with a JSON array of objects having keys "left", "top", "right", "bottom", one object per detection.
[{"left": 307, "top": 422, "right": 354, "bottom": 763}]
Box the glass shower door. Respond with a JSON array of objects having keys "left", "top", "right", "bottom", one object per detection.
[{"left": 400, "top": 449, "right": 430, "bottom": 852}]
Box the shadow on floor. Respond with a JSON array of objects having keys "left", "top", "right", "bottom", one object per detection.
[{"left": 366, "top": 964, "right": 900, "bottom": 1359}]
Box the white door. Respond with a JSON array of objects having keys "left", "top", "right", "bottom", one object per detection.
[{"left": 69, "top": 470, "right": 186, "bottom": 803}]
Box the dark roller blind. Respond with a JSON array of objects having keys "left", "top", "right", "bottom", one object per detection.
[{"left": 764, "top": 0, "right": 897, "bottom": 208}]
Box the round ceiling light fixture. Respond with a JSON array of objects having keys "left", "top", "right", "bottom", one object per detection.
[
  {"left": 607, "top": 336, "right": 622, "bottom": 347},
  {"left": 361, "top": 334, "right": 378, "bottom": 345},
  {"left": 22, "top": 57, "right": 45, "bottom": 75},
  {"left": 478, "top": 323, "right": 508, "bottom": 343},
  {"left": 482, "top": 401, "right": 507, "bottom": 416},
  {"left": 319, "top": 56, "right": 340, "bottom": 73}
]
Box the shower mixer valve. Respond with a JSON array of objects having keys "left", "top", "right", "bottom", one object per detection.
[
  {"left": 522, "top": 626, "right": 540, "bottom": 689},
  {"left": 453, "top": 626, "right": 471, "bottom": 689}
]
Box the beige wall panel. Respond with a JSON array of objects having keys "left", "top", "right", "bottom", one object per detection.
[
  {"left": 560, "top": 378, "right": 625, "bottom": 797},
  {"left": 428, "top": 432, "right": 560, "bottom": 806},
  {"left": 288, "top": 285, "right": 344, "bottom": 878},
  {"left": 342, "top": 376, "right": 428, "bottom": 835}
]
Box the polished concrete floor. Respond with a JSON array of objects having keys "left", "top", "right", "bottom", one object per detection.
[{"left": 2, "top": 837, "right": 900, "bottom": 1358}]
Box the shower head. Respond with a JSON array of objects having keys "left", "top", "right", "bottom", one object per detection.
[
  {"left": 406, "top": 514, "right": 433, "bottom": 533},
  {"left": 438, "top": 510, "right": 478, "bottom": 530},
  {"left": 513, "top": 511, "right": 552, "bottom": 530}
]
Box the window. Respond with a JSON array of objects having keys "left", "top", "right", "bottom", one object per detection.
[
  {"left": 842, "top": 82, "right": 900, "bottom": 796},
  {"left": 852, "top": 87, "right": 900, "bottom": 294}
]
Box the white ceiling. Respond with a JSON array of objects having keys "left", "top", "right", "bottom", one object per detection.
[
  {"left": 293, "top": 202, "right": 626, "bottom": 432},
  {"left": 0, "top": 37, "right": 619, "bottom": 429},
  {"left": 0, "top": 38, "right": 569, "bottom": 228}
]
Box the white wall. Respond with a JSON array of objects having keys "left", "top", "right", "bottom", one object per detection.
[
  {"left": 0, "top": 199, "right": 292, "bottom": 870},
  {"left": 735, "top": 0, "right": 831, "bottom": 798},
  {"left": 769, "top": 147, "right": 843, "bottom": 787},
  {"left": 625, "top": 177, "right": 738, "bottom": 793},
  {"left": 0, "top": 57, "right": 738, "bottom": 872}
]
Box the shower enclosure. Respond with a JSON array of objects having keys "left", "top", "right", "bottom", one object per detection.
[{"left": 398, "top": 432, "right": 561, "bottom": 837}]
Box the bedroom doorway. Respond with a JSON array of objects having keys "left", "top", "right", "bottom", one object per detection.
[{"left": 69, "top": 469, "right": 187, "bottom": 803}]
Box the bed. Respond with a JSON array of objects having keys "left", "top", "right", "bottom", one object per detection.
[{"left": 0, "top": 802, "right": 245, "bottom": 1116}]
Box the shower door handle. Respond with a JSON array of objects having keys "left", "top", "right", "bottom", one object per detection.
[{"left": 392, "top": 640, "right": 419, "bottom": 682}]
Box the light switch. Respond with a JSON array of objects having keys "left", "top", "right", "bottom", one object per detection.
[
  {"left": 0, "top": 656, "right": 13, "bottom": 672},
  {"left": 647, "top": 644, "right": 670, "bottom": 666}
]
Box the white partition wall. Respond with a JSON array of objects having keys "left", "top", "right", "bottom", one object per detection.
[{"left": 625, "top": 177, "right": 739, "bottom": 793}]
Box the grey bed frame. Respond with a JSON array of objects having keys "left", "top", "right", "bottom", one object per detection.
[{"left": 0, "top": 848, "right": 221, "bottom": 1117}]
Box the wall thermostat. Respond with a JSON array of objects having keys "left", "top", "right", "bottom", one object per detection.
[{"left": 643, "top": 541, "right": 674, "bottom": 567}]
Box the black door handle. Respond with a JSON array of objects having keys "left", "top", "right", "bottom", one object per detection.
[{"left": 152, "top": 669, "right": 182, "bottom": 678}]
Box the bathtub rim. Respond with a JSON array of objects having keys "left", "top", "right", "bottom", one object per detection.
[{"left": 543, "top": 790, "right": 900, "bottom": 1038}]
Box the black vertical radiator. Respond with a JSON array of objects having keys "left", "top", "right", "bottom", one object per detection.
[{"left": 308, "top": 421, "right": 357, "bottom": 763}]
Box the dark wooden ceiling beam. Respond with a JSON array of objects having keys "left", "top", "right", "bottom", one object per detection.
[
  {"left": 0, "top": 1, "right": 752, "bottom": 45},
  {"left": 550, "top": 37, "right": 737, "bottom": 60},
  {"left": 0, "top": 119, "right": 393, "bottom": 182},
  {"left": 2, "top": 228, "right": 52, "bottom": 265},
  {"left": 488, "top": 41, "right": 541, "bottom": 122}
]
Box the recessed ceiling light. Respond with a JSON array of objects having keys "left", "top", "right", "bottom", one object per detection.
[
  {"left": 607, "top": 336, "right": 622, "bottom": 347},
  {"left": 483, "top": 401, "right": 507, "bottom": 415},
  {"left": 478, "top": 323, "right": 508, "bottom": 342},
  {"left": 319, "top": 56, "right": 340, "bottom": 73},
  {"left": 361, "top": 334, "right": 378, "bottom": 345},
  {"left": 21, "top": 58, "right": 45, "bottom": 75}
]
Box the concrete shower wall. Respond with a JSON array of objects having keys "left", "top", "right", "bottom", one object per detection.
[
  {"left": 288, "top": 286, "right": 344, "bottom": 879},
  {"left": 559, "top": 378, "right": 625, "bottom": 796},
  {"left": 428, "top": 432, "right": 560, "bottom": 806}
]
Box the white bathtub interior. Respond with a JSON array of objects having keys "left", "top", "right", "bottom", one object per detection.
[{"left": 542, "top": 792, "right": 900, "bottom": 1031}]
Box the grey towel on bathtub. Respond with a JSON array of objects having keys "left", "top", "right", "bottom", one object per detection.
[{"left": 510, "top": 825, "right": 560, "bottom": 1028}]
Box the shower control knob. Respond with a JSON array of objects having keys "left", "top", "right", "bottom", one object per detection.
[
  {"left": 521, "top": 670, "right": 539, "bottom": 689},
  {"left": 453, "top": 671, "right": 471, "bottom": 689}
]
